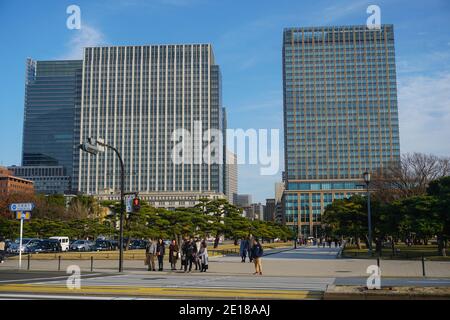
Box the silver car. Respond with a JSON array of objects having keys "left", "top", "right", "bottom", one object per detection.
[
  {"left": 69, "top": 240, "right": 93, "bottom": 252},
  {"left": 8, "top": 238, "right": 40, "bottom": 253}
]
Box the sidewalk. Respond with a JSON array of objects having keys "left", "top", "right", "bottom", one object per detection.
[{"left": 2, "top": 248, "right": 449, "bottom": 278}]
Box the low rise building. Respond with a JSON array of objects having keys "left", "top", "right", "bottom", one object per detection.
[
  {"left": 0, "top": 166, "right": 34, "bottom": 195},
  {"left": 96, "top": 191, "right": 226, "bottom": 210}
]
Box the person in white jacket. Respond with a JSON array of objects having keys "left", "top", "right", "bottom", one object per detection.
[{"left": 198, "top": 241, "right": 209, "bottom": 272}]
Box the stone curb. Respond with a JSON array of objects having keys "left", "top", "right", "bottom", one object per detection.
[{"left": 324, "top": 285, "right": 450, "bottom": 300}]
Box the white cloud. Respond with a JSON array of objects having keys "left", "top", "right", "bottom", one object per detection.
[
  {"left": 61, "top": 25, "right": 106, "bottom": 60},
  {"left": 398, "top": 73, "right": 450, "bottom": 156}
]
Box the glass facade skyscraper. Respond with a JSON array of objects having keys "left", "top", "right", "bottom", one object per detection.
[
  {"left": 77, "top": 45, "right": 225, "bottom": 196},
  {"left": 20, "top": 59, "right": 82, "bottom": 194},
  {"left": 282, "top": 25, "right": 400, "bottom": 237}
]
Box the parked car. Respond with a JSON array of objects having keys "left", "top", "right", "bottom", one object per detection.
[
  {"left": 92, "top": 239, "right": 114, "bottom": 251},
  {"left": 4, "top": 240, "right": 13, "bottom": 252},
  {"left": 69, "top": 240, "right": 93, "bottom": 252},
  {"left": 128, "top": 239, "right": 148, "bottom": 250},
  {"left": 26, "top": 239, "right": 62, "bottom": 253},
  {"left": 110, "top": 240, "right": 119, "bottom": 250},
  {"left": 9, "top": 238, "right": 40, "bottom": 253},
  {"left": 49, "top": 237, "right": 70, "bottom": 251}
]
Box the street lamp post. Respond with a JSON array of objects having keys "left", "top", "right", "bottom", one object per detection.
[
  {"left": 294, "top": 221, "right": 298, "bottom": 249},
  {"left": 363, "top": 171, "right": 373, "bottom": 256},
  {"left": 80, "top": 138, "right": 125, "bottom": 272}
]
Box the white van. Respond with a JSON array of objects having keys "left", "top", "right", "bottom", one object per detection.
[{"left": 49, "top": 237, "right": 70, "bottom": 252}]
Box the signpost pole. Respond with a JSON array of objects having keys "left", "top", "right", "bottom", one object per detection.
[{"left": 19, "top": 216, "right": 24, "bottom": 269}]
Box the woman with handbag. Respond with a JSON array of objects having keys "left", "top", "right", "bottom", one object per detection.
[
  {"left": 198, "top": 241, "right": 209, "bottom": 272},
  {"left": 169, "top": 239, "right": 179, "bottom": 271}
]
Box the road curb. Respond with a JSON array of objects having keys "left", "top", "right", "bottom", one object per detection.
[{"left": 323, "top": 285, "right": 450, "bottom": 300}]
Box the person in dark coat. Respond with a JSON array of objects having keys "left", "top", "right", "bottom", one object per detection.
[
  {"left": 239, "top": 237, "right": 249, "bottom": 262},
  {"left": 182, "top": 239, "right": 196, "bottom": 272},
  {"left": 193, "top": 238, "right": 200, "bottom": 270},
  {"left": 247, "top": 237, "right": 253, "bottom": 263},
  {"left": 156, "top": 238, "right": 165, "bottom": 271},
  {"left": 169, "top": 239, "right": 179, "bottom": 271}
]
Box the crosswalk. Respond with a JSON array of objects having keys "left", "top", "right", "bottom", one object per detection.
[{"left": 0, "top": 273, "right": 333, "bottom": 299}]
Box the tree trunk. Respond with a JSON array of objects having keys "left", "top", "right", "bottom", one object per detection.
[
  {"left": 214, "top": 234, "right": 220, "bottom": 248},
  {"left": 125, "top": 237, "right": 131, "bottom": 251}
]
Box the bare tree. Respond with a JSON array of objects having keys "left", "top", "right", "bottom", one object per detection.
[{"left": 373, "top": 153, "right": 450, "bottom": 202}]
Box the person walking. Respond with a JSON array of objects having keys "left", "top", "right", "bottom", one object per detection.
[
  {"left": 193, "top": 238, "right": 200, "bottom": 271},
  {"left": 239, "top": 237, "right": 248, "bottom": 262},
  {"left": 184, "top": 239, "right": 195, "bottom": 272},
  {"left": 156, "top": 238, "right": 165, "bottom": 271},
  {"left": 247, "top": 237, "right": 253, "bottom": 263},
  {"left": 198, "top": 241, "right": 209, "bottom": 272},
  {"left": 169, "top": 239, "right": 179, "bottom": 271},
  {"left": 0, "top": 237, "right": 6, "bottom": 264},
  {"left": 250, "top": 238, "right": 263, "bottom": 275},
  {"left": 181, "top": 238, "right": 188, "bottom": 271},
  {"left": 145, "top": 239, "right": 157, "bottom": 271}
]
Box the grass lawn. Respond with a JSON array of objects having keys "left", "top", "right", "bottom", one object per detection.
[{"left": 342, "top": 243, "right": 450, "bottom": 261}]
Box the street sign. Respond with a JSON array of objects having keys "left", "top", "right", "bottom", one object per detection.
[
  {"left": 125, "top": 195, "right": 133, "bottom": 213},
  {"left": 15, "top": 211, "right": 31, "bottom": 220},
  {"left": 11, "top": 207, "right": 33, "bottom": 270},
  {"left": 9, "top": 203, "right": 34, "bottom": 212}
]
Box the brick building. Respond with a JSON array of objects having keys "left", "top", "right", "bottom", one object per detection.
[{"left": 0, "top": 166, "right": 34, "bottom": 195}]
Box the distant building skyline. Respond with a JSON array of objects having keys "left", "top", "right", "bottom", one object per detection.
[{"left": 1, "top": 1, "right": 449, "bottom": 203}]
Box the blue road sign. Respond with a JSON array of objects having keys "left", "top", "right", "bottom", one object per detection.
[{"left": 9, "top": 203, "right": 35, "bottom": 212}]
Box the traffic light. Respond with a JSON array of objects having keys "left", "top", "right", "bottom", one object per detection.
[{"left": 132, "top": 197, "right": 140, "bottom": 212}]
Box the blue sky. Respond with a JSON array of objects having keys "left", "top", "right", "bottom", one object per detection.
[{"left": 0, "top": 0, "right": 449, "bottom": 202}]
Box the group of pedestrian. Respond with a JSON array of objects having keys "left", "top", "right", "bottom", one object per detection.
[
  {"left": 295, "top": 237, "right": 342, "bottom": 248},
  {"left": 145, "top": 238, "right": 209, "bottom": 273},
  {"left": 239, "top": 237, "right": 264, "bottom": 275},
  {"left": 318, "top": 238, "right": 341, "bottom": 248}
]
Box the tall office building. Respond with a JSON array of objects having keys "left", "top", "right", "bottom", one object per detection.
[
  {"left": 77, "top": 45, "right": 225, "bottom": 204},
  {"left": 225, "top": 150, "right": 238, "bottom": 204},
  {"left": 17, "top": 59, "right": 82, "bottom": 194},
  {"left": 264, "top": 198, "right": 276, "bottom": 222},
  {"left": 282, "top": 25, "right": 400, "bottom": 236}
]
